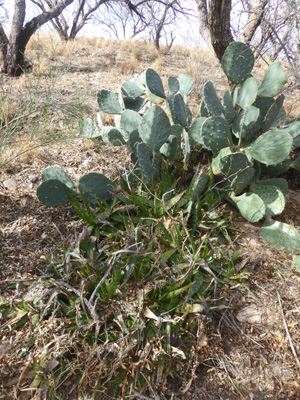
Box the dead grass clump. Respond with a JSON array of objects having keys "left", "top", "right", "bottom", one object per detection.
[{"left": 170, "top": 44, "right": 191, "bottom": 58}]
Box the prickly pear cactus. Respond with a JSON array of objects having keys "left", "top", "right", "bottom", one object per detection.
[{"left": 37, "top": 42, "right": 300, "bottom": 260}]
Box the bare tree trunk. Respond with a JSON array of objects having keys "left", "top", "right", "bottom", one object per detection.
[
  {"left": 208, "top": 0, "right": 233, "bottom": 61},
  {"left": 0, "top": 0, "right": 74, "bottom": 76},
  {"left": 194, "top": 0, "right": 213, "bottom": 49},
  {"left": 238, "top": 0, "right": 269, "bottom": 44}
]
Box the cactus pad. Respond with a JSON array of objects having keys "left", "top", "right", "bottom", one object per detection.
[
  {"left": 223, "top": 90, "right": 236, "bottom": 124},
  {"left": 178, "top": 74, "right": 194, "bottom": 96},
  {"left": 41, "top": 166, "right": 76, "bottom": 190},
  {"left": 232, "top": 192, "right": 265, "bottom": 222},
  {"left": 254, "top": 183, "right": 285, "bottom": 216},
  {"left": 138, "top": 105, "right": 171, "bottom": 152},
  {"left": 97, "top": 90, "right": 122, "bottom": 114},
  {"left": 201, "top": 116, "right": 232, "bottom": 152},
  {"left": 120, "top": 110, "right": 142, "bottom": 139},
  {"left": 173, "top": 93, "right": 192, "bottom": 128},
  {"left": 222, "top": 42, "right": 254, "bottom": 84},
  {"left": 203, "top": 81, "right": 224, "bottom": 116},
  {"left": 37, "top": 179, "right": 77, "bottom": 207},
  {"left": 78, "top": 173, "right": 115, "bottom": 203},
  {"left": 168, "top": 77, "right": 180, "bottom": 94},
  {"left": 258, "top": 62, "right": 287, "bottom": 97},
  {"left": 145, "top": 68, "right": 166, "bottom": 99},
  {"left": 121, "top": 81, "right": 145, "bottom": 98},
  {"left": 137, "top": 143, "right": 155, "bottom": 182},
  {"left": 79, "top": 118, "right": 101, "bottom": 139},
  {"left": 237, "top": 77, "right": 259, "bottom": 109},
  {"left": 246, "top": 130, "right": 293, "bottom": 165},
  {"left": 260, "top": 220, "right": 300, "bottom": 253}
]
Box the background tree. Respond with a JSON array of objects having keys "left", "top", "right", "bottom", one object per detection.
[
  {"left": 30, "top": 0, "right": 107, "bottom": 41},
  {"left": 0, "top": 0, "right": 74, "bottom": 76},
  {"left": 95, "top": 0, "right": 150, "bottom": 40},
  {"left": 195, "top": 0, "right": 269, "bottom": 61}
]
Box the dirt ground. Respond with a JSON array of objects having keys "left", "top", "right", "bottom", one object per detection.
[{"left": 1, "top": 37, "right": 300, "bottom": 399}]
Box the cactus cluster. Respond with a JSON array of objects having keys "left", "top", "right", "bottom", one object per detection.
[{"left": 37, "top": 42, "right": 300, "bottom": 255}]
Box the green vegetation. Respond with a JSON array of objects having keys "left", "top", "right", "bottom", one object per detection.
[{"left": 37, "top": 41, "right": 300, "bottom": 254}]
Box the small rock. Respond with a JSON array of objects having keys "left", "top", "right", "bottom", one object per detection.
[
  {"left": 82, "top": 159, "right": 93, "bottom": 169},
  {"left": 28, "top": 174, "right": 39, "bottom": 183},
  {"left": 3, "top": 178, "right": 17, "bottom": 191}
]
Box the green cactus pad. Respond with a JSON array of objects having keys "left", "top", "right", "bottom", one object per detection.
[
  {"left": 101, "top": 127, "right": 125, "bottom": 145},
  {"left": 189, "top": 117, "right": 206, "bottom": 145},
  {"left": 291, "top": 156, "right": 300, "bottom": 169},
  {"left": 215, "top": 151, "right": 254, "bottom": 194},
  {"left": 246, "top": 130, "right": 293, "bottom": 165},
  {"left": 121, "top": 81, "right": 145, "bottom": 98},
  {"left": 123, "top": 96, "right": 147, "bottom": 112},
  {"left": 271, "top": 107, "right": 286, "bottom": 128},
  {"left": 232, "top": 106, "right": 260, "bottom": 139},
  {"left": 183, "top": 129, "right": 190, "bottom": 168},
  {"left": 203, "top": 81, "right": 224, "bottom": 116},
  {"left": 254, "top": 183, "right": 285, "bottom": 216},
  {"left": 145, "top": 68, "right": 166, "bottom": 99},
  {"left": 138, "top": 105, "right": 171, "bottom": 152},
  {"left": 199, "top": 100, "right": 210, "bottom": 117},
  {"left": 264, "top": 94, "right": 285, "bottom": 131},
  {"left": 237, "top": 77, "right": 259, "bottom": 109},
  {"left": 260, "top": 159, "right": 291, "bottom": 176},
  {"left": 127, "top": 129, "right": 142, "bottom": 155},
  {"left": 222, "top": 42, "right": 254, "bottom": 84},
  {"left": 120, "top": 110, "right": 142, "bottom": 139},
  {"left": 174, "top": 93, "right": 192, "bottom": 128},
  {"left": 168, "top": 77, "right": 180, "bottom": 94},
  {"left": 232, "top": 167, "right": 255, "bottom": 194},
  {"left": 260, "top": 220, "right": 300, "bottom": 253},
  {"left": 78, "top": 173, "right": 115, "bottom": 203},
  {"left": 37, "top": 179, "right": 77, "bottom": 207},
  {"left": 256, "top": 178, "right": 288, "bottom": 194},
  {"left": 258, "top": 62, "right": 287, "bottom": 97},
  {"left": 201, "top": 116, "right": 232, "bottom": 152},
  {"left": 160, "top": 134, "right": 180, "bottom": 160},
  {"left": 212, "top": 147, "right": 232, "bottom": 175},
  {"left": 282, "top": 120, "right": 300, "bottom": 147},
  {"left": 41, "top": 166, "right": 76, "bottom": 190},
  {"left": 97, "top": 89, "right": 123, "bottom": 114},
  {"left": 107, "top": 128, "right": 126, "bottom": 146},
  {"left": 166, "top": 94, "right": 179, "bottom": 124},
  {"left": 250, "top": 160, "right": 261, "bottom": 183},
  {"left": 232, "top": 192, "right": 265, "bottom": 222},
  {"left": 223, "top": 90, "right": 236, "bottom": 124},
  {"left": 231, "top": 85, "right": 239, "bottom": 107},
  {"left": 178, "top": 74, "right": 194, "bottom": 96},
  {"left": 137, "top": 142, "right": 155, "bottom": 182},
  {"left": 79, "top": 118, "right": 101, "bottom": 139}
]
